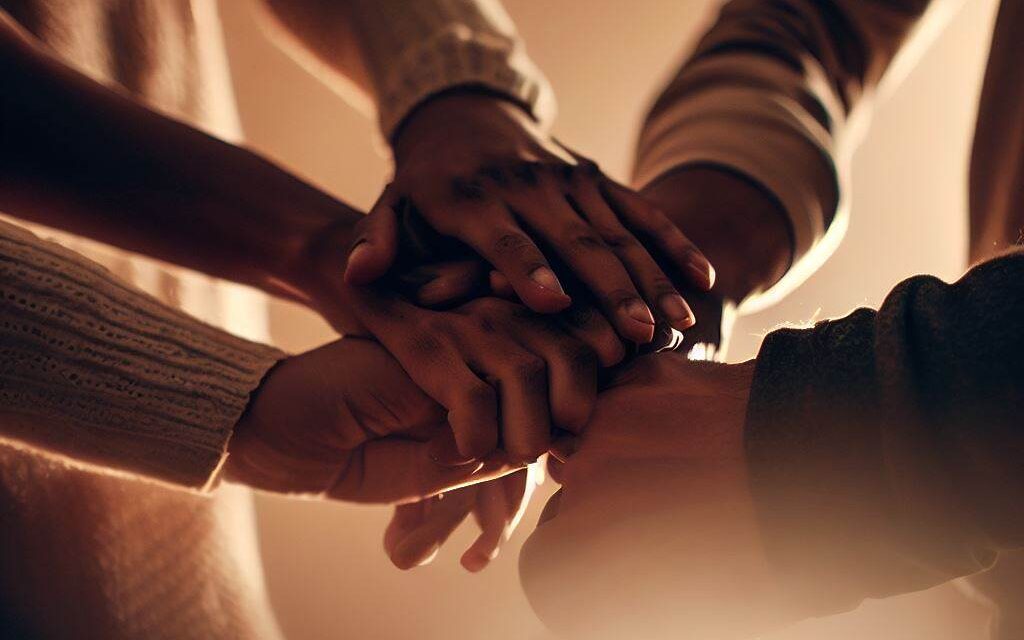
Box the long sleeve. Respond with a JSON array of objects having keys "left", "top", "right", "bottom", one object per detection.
[
  {"left": 744, "top": 249, "right": 1024, "bottom": 617},
  {"left": 0, "top": 219, "right": 285, "bottom": 490},
  {"left": 343, "top": 0, "right": 556, "bottom": 138},
  {"left": 635, "top": 0, "right": 950, "bottom": 309}
]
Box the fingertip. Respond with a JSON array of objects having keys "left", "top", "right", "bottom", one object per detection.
[
  {"left": 460, "top": 550, "right": 493, "bottom": 573},
  {"left": 343, "top": 241, "right": 386, "bottom": 285}
]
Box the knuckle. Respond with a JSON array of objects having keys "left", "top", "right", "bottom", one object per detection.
[
  {"left": 492, "top": 231, "right": 537, "bottom": 258},
  {"left": 506, "top": 355, "right": 548, "bottom": 387},
  {"left": 647, "top": 275, "right": 678, "bottom": 296},
  {"left": 600, "top": 229, "right": 638, "bottom": 251},
  {"left": 564, "top": 343, "right": 598, "bottom": 374},
  {"left": 565, "top": 231, "right": 607, "bottom": 256},
  {"left": 605, "top": 288, "right": 642, "bottom": 306},
  {"left": 462, "top": 381, "right": 497, "bottom": 411},
  {"left": 405, "top": 330, "right": 446, "bottom": 359},
  {"left": 510, "top": 162, "right": 542, "bottom": 186},
  {"left": 449, "top": 176, "right": 489, "bottom": 202}
]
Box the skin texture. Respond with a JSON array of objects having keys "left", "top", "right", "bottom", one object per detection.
[
  {"left": 518, "top": 354, "right": 799, "bottom": 639},
  {"left": 348, "top": 91, "right": 716, "bottom": 341},
  {"left": 226, "top": 337, "right": 522, "bottom": 504}
]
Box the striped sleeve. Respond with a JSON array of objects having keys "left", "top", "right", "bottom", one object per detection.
[
  {"left": 0, "top": 219, "right": 285, "bottom": 490},
  {"left": 635, "top": 0, "right": 947, "bottom": 310}
]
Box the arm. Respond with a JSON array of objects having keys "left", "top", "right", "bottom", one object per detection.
[
  {"left": 0, "top": 11, "right": 362, "bottom": 305},
  {"left": 521, "top": 250, "right": 1024, "bottom": 638},
  {"left": 258, "top": 0, "right": 555, "bottom": 138},
  {"left": 257, "top": 0, "right": 716, "bottom": 344},
  {"left": 0, "top": 218, "right": 284, "bottom": 489},
  {"left": 0, "top": 218, "right": 515, "bottom": 503},
  {"left": 745, "top": 247, "right": 1024, "bottom": 616},
  {"left": 634, "top": 0, "right": 951, "bottom": 327}
]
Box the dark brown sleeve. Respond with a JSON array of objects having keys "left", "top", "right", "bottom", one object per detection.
[{"left": 745, "top": 249, "right": 1024, "bottom": 616}]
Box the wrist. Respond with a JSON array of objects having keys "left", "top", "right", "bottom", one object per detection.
[
  {"left": 391, "top": 87, "right": 534, "bottom": 163},
  {"left": 640, "top": 166, "right": 794, "bottom": 304}
]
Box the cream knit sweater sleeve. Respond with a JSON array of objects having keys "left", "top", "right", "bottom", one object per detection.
[
  {"left": 0, "top": 219, "right": 285, "bottom": 490},
  {"left": 344, "top": 0, "right": 556, "bottom": 137}
]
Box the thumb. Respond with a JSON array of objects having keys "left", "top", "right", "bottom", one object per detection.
[{"left": 344, "top": 185, "right": 399, "bottom": 285}]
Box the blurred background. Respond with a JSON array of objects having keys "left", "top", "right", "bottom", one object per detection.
[{"left": 217, "top": 0, "right": 1001, "bottom": 638}]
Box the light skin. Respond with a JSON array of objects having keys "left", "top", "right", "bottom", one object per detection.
[{"left": 518, "top": 353, "right": 799, "bottom": 640}]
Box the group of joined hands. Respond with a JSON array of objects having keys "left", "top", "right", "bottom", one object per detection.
[{"left": 216, "top": 91, "right": 771, "bottom": 574}]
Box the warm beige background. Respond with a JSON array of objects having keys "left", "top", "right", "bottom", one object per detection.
[{"left": 218, "top": 1, "right": 1001, "bottom": 638}]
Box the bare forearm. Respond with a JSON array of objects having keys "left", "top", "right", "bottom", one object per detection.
[
  {"left": 0, "top": 15, "right": 360, "bottom": 301},
  {"left": 639, "top": 166, "right": 792, "bottom": 305}
]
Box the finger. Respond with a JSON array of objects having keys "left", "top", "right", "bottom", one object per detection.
[
  {"left": 345, "top": 184, "right": 400, "bottom": 285},
  {"left": 512, "top": 191, "right": 656, "bottom": 344},
  {"left": 384, "top": 501, "right": 428, "bottom": 560},
  {"left": 461, "top": 471, "right": 527, "bottom": 572},
  {"left": 430, "top": 199, "right": 572, "bottom": 314},
  {"left": 388, "top": 489, "right": 478, "bottom": 570},
  {"left": 488, "top": 271, "right": 517, "bottom": 300},
  {"left": 358, "top": 298, "right": 500, "bottom": 459},
  {"left": 571, "top": 180, "right": 696, "bottom": 332},
  {"left": 483, "top": 350, "right": 551, "bottom": 463},
  {"left": 559, "top": 299, "right": 626, "bottom": 367},
  {"left": 406, "top": 260, "right": 489, "bottom": 308},
  {"left": 328, "top": 437, "right": 487, "bottom": 505},
  {"left": 601, "top": 181, "right": 715, "bottom": 291},
  {"left": 513, "top": 315, "right": 597, "bottom": 432}
]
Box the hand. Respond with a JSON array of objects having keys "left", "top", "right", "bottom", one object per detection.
[
  {"left": 637, "top": 166, "right": 793, "bottom": 360},
  {"left": 224, "top": 337, "right": 516, "bottom": 504},
  {"left": 520, "top": 354, "right": 797, "bottom": 639},
  {"left": 344, "top": 91, "right": 714, "bottom": 344},
  {"left": 384, "top": 465, "right": 541, "bottom": 572},
  {"left": 308, "top": 288, "right": 612, "bottom": 463}
]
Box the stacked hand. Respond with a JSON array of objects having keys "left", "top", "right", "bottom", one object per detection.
[{"left": 256, "top": 93, "right": 787, "bottom": 573}]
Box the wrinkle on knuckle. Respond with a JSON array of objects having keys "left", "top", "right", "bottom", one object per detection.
[{"left": 450, "top": 176, "right": 489, "bottom": 202}]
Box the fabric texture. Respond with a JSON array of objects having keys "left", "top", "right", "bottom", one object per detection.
[
  {"left": 0, "top": 219, "right": 285, "bottom": 489},
  {"left": 344, "top": 0, "right": 556, "bottom": 137},
  {"left": 632, "top": 0, "right": 1024, "bottom": 309},
  {"left": 745, "top": 249, "right": 1024, "bottom": 617}
]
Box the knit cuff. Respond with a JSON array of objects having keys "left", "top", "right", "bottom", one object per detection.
[
  {"left": 0, "top": 220, "right": 286, "bottom": 490},
  {"left": 376, "top": 28, "right": 556, "bottom": 139}
]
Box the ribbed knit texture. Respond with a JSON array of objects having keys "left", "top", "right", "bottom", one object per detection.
[
  {"left": 345, "top": 0, "right": 556, "bottom": 137},
  {"left": 0, "top": 219, "right": 285, "bottom": 489},
  {"left": 745, "top": 250, "right": 1024, "bottom": 618}
]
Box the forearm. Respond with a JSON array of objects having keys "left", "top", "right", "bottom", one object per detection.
[
  {"left": 257, "top": 0, "right": 555, "bottom": 139},
  {"left": 744, "top": 249, "right": 1024, "bottom": 616},
  {"left": 635, "top": 0, "right": 941, "bottom": 309},
  {"left": 0, "top": 219, "right": 285, "bottom": 489},
  {"left": 0, "top": 14, "right": 360, "bottom": 301},
  {"left": 639, "top": 166, "right": 792, "bottom": 305}
]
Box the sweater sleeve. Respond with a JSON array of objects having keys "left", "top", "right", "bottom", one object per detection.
[
  {"left": 342, "top": 0, "right": 556, "bottom": 138},
  {"left": 0, "top": 219, "right": 285, "bottom": 490},
  {"left": 634, "top": 0, "right": 950, "bottom": 310},
  {"left": 744, "top": 249, "right": 1024, "bottom": 617}
]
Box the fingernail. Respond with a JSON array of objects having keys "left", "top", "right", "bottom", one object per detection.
[
  {"left": 687, "top": 252, "right": 715, "bottom": 290},
  {"left": 346, "top": 241, "right": 370, "bottom": 270},
  {"left": 660, "top": 294, "right": 696, "bottom": 329},
  {"left": 529, "top": 266, "right": 566, "bottom": 295},
  {"left": 623, "top": 298, "right": 655, "bottom": 326}
]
